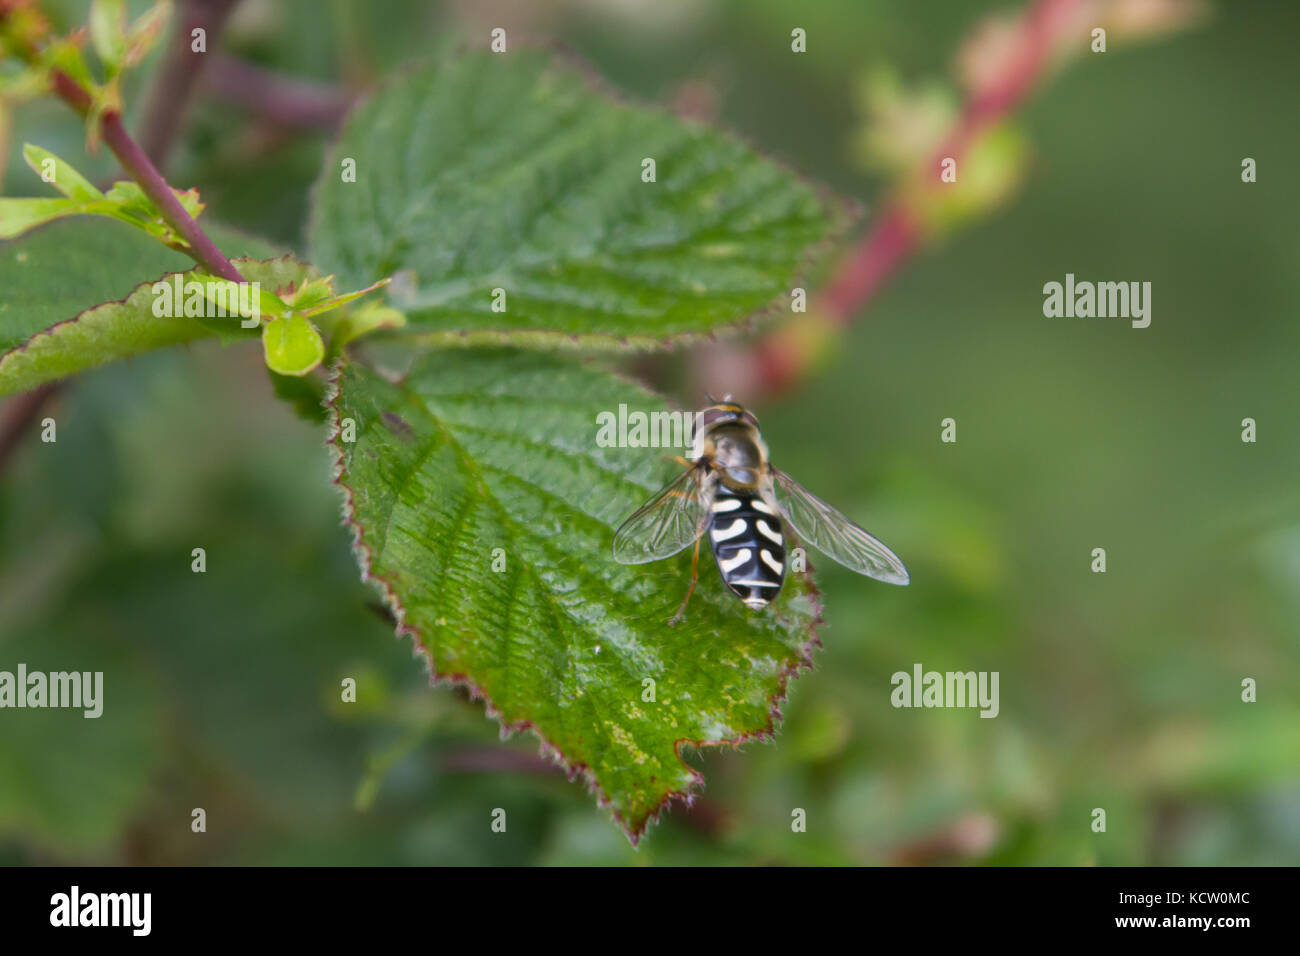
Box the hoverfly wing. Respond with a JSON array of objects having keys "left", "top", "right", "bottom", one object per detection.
[
  {"left": 765, "top": 467, "right": 909, "bottom": 585},
  {"left": 612, "top": 464, "right": 714, "bottom": 564}
]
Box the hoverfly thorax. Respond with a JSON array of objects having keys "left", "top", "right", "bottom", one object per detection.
[{"left": 692, "top": 404, "right": 767, "bottom": 489}]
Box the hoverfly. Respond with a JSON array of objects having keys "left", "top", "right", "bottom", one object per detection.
[{"left": 612, "top": 396, "right": 909, "bottom": 623}]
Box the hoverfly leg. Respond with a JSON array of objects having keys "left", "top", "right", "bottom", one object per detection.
[{"left": 668, "top": 537, "right": 702, "bottom": 626}]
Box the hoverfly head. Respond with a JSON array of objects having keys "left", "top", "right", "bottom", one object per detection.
[{"left": 698, "top": 395, "right": 759, "bottom": 435}]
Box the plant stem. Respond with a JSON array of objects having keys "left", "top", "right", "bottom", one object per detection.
[
  {"left": 100, "top": 109, "right": 244, "bottom": 282},
  {"left": 45, "top": 67, "right": 245, "bottom": 282},
  {"left": 139, "top": 0, "right": 242, "bottom": 167},
  {"left": 204, "top": 53, "right": 351, "bottom": 131},
  {"left": 702, "top": 0, "right": 1087, "bottom": 397}
]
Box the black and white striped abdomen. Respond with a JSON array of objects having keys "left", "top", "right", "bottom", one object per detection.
[{"left": 708, "top": 488, "right": 786, "bottom": 609}]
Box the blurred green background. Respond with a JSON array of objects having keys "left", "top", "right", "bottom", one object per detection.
[{"left": 2, "top": 0, "right": 1298, "bottom": 865}]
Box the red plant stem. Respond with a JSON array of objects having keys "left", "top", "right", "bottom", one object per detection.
[
  {"left": 100, "top": 110, "right": 244, "bottom": 282},
  {"left": 754, "top": 204, "right": 918, "bottom": 391},
  {"left": 820, "top": 204, "right": 919, "bottom": 321},
  {"left": 931, "top": 0, "right": 1078, "bottom": 175},
  {"left": 47, "top": 70, "right": 244, "bottom": 282},
  {"left": 750, "top": 0, "right": 1084, "bottom": 394}
]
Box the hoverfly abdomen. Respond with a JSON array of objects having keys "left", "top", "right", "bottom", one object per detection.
[{"left": 709, "top": 488, "right": 786, "bottom": 609}]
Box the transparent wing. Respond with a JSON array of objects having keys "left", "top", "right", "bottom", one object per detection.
[
  {"left": 612, "top": 465, "right": 714, "bottom": 564},
  {"left": 765, "top": 467, "right": 910, "bottom": 585}
]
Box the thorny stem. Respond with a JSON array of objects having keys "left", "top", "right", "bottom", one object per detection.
[{"left": 732, "top": 0, "right": 1087, "bottom": 396}]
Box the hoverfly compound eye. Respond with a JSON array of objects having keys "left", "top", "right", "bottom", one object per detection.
[
  {"left": 740, "top": 409, "right": 759, "bottom": 428},
  {"left": 699, "top": 407, "right": 734, "bottom": 428}
]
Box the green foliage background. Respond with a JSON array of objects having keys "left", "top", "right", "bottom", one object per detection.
[{"left": 2, "top": 0, "right": 1298, "bottom": 864}]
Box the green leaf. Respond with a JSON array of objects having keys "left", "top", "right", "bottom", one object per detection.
[
  {"left": 0, "top": 217, "right": 282, "bottom": 354},
  {"left": 0, "top": 254, "right": 311, "bottom": 397},
  {"left": 100, "top": 180, "right": 206, "bottom": 249},
  {"left": 278, "top": 273, "right": 336, "bottom": 312},
  {"left": 262, "top": 314, "right": 325, "bottom": 376},
  {"left": 296, "top": 276, "right": 391, "bottom": 319},
  {"left": 37, "top": 39, "right": 96, "bottom": 95},
  {"left": 124, "top": 2, "right": 171, "bottom": 69},
  {"left": 89, "top": 0, "right": 127, "bottom": 76},
  {"left": 327, "top": 300, "right": 406, "bottom": 352},
  {"left": 330, "top": 350, "right": 822, "bottom": 840},
  {"left": 191, "top": 274, "right": 290, "bottom": 329},
  {"left": 309, "top": 50, "right": 848, "bottom": 348},
  {"left": 2, "top": 147, "right": 210, "bottom": 249},
  {"left": 0, "top": 196, "right": 80, "bottom": 238},
  {"left": 22, "top": 144, "right": 103, "bottom": 201},
  {"left": 103, "top": 179, "right": 204, "bottom": 222}
]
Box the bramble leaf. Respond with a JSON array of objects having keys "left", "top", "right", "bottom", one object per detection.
[
  {"left": 191, "top": 274, "right": 289, "bottom": 328},
  {"left": 327, "top": 300, "right": 406, "bottom": 353},
  {"left": 329, "top": 349, "right": 823, "bottom": 840},
  {"left": 295, "top": 276, "right": 391, "bottom": 318},
  {"left": 0, "top": 256, "right": 310, "bottom": 397},
  {"left": 123, "top": 2, "right": 171, "bottom": 69},
  {"left": 0, "top": 195, "right": 80, "bottom": 238},
  {"left": 89, "top": 0, "right": 127, "bottom": 77},
  {"left": 309, "top": 49, "right": 848, "bottom": 348},
  {"left": 21, "top": 144, "right": 103, "bottom": 201},
  {"left": 0, "top": 218, "right": 309, "bottom": 397},
  {"left": 262, "top": 313, "right": 325, "bottom": 377},
  {"left": 0, "top": 218, "right": 279, "bottom": 352},
  {"left": 103, "top": 179, "right": 204, "bottom": 222},
  {"left": 4, "top": 144, "right": 208, "bottom": 251}
]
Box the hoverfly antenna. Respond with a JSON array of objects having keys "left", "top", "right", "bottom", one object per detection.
[{"left": 704, "top": 391, "right": 718, "bottom": 404}]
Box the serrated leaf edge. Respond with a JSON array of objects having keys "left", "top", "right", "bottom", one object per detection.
[{"left": 0, "top": 253, "right": 306, "bottom": 397}]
